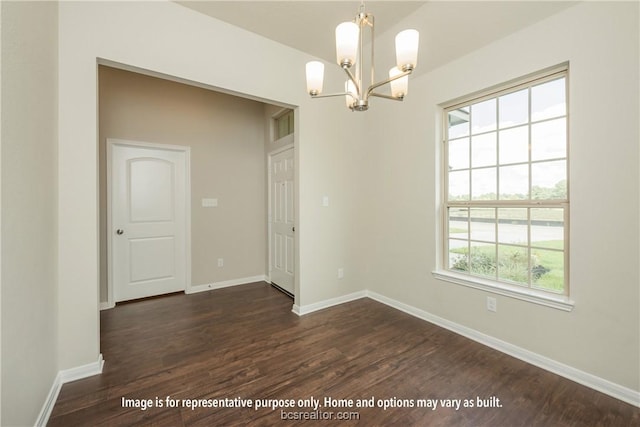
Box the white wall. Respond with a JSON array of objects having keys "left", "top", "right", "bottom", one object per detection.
[
  {"left": 358, "top": 2, "right": 639, "bottom": 392},
  {"left": 0, "top": 1, "right": 59, "bottom": 425},
  {"left": 57, "top": 1, "right": 361, "bottom": 370}
]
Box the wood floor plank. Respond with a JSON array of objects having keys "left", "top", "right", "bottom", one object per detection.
[{"left": 48, "top": 282, "right": 639, "bottom": 426}]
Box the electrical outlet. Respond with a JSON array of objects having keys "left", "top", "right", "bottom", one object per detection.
[
  {"left": 337, "top": 268, "right": 344, "bottom": 279},
  {"left": 487, "top": 296, "right": 497, "bottom": 312},
  {"left": 217, "top": 258, "right": 224, "bottom": 267}
]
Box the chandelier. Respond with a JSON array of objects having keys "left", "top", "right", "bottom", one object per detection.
[{"left": 305, "top": 2, "right": 419, "bottom": 112}]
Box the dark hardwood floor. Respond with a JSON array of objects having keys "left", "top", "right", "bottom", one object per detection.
[{"left": 49, "top": 282, "right": 639, "bottom": 426}]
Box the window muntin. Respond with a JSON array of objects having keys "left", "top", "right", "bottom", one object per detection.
[{"left": 444, "top": 70, "right": 568, "bottom": 296}]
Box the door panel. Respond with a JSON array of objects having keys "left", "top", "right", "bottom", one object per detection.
[
  {"left": 129, "top": 236, "right": 176, "bottom": 283},
  {"left": 111, "top": 142, "right": 188, "bottom": 302},
  {"left": 129, "top": 158, "right": 174, "bottom": 222},
  {"left": 270, "top": 148, "right": 295, "bottom": 294}
]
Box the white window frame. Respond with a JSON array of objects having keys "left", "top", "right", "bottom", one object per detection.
[{"left": 433, "top": 64, "right": 574, "bottom": 311}]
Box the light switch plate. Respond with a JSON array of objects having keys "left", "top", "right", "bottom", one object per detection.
[{"left": 202, "top": 198, "right": 218, "bottom": 207}]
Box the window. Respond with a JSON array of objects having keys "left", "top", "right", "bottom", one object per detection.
[
  {"left": 441, "top": 67, "right": 569, "bottom": 303},
  {"left": 275, "top": 109, "right": 294, "bottom": 140}
]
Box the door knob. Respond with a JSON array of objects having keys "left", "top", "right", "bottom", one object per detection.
[{"left": 116, "top": 229, "right": 124, "bottom": 235}]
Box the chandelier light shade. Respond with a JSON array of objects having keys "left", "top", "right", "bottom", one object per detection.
[
  {"left": 395, "top": 29, "right": 419, "bottom": 71},
  {"left": 305, "top": 1, "right": 419, "bottom": 112},
  {"left": 389, "top": 67, "right": 408, "bottom": 98},
  {"left": 305, "top": 61, "right": 325, "bottom": 95},
  {"left": 345, "top": 80, "right": 357, "bottom": 108},
  {"left": 335, "top": 22, "right": 360, "bottom": 67}
]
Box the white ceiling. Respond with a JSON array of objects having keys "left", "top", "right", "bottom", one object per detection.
[{"left": 176, "top": 1, "right": 577, "bottom": 75}]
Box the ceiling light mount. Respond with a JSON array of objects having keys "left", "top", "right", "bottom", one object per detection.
[{"left": 305, "top": 1, "right": 419, "bottom": 112}]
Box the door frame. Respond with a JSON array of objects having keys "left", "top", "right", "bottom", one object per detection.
[
  {"left": 106, "top": 138, "right": 192, "bottom": 308},
  {"left": 267, "top": 143, "right": 295, "bottom": 294}
]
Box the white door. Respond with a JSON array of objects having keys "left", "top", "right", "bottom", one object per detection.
[
  {"left": 110, "top": 140, "right": 189, "bottom": 302},
  {"left": 269, "top": 147, "right": 295, "bottom": 294}
]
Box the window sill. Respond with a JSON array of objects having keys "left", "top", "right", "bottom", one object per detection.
[{"left": 432, "top": 270, "right": 575, "bottom": 312}]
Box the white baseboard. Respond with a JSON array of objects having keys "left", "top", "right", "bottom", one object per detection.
[
  {"left": 35, "top": 354, "right": 104, "bottom": 427},
  {"left": 59, "top": 353, "right": 105, "bottom": 383},
  {"left": 292, "top": 290, "right": 366, "bottom": 316},
  {"left": 35, "top": 372, "right": 62, "bottom": 427},
  {"left": 100, "top": 301, "right": 115, "bottom": 311},
  {"left": 365, "top": 290, "right": 640, "bottom": 408},
  {"left": 187, "top": 275, "right": 268, "bottom": 294}
]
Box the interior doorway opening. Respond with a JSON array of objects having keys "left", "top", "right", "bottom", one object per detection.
[{"left": 98, "top": 64, "right": 298, "bottom": 308}]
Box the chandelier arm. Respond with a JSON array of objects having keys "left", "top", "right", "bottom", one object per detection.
[
  {"left": 311, "top": 92, "right": 358, "bottom": 100},
  {"left": 342, "top": 67, "right": 361, "bottom": 97},
  {"left": 369, "top": 92, "right": 404, "bottom": 101},
  {"left": 366, "top": 69, "right": 412, "bottom": 98}
]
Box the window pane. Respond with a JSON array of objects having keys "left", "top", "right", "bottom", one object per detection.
[
  {"left": 449, "top": 241, "right": 468, "bottom": 271},
  {"left": 277, "top": 116, "right": 288, "bottom": 138},
  {"left": 499, "top": 88, "right": 528, "bottom": 129},
  {"left": 471, "top": 168, "right": 496, "bottom": 200},
  {"left": 498, "top": 208, "right": 528, "bottom": 245},
  {"left": 471, "top": 132, "right": 497, "bottom": 167},
  {"left": 531, "top": 248, "right": 564, "bottom": 293},
  {"left": 470, "top": 242, "right": 496, "bottom": 279},
  {"left": 497, "top": 245, "right": 529, "bottom": 285},
  {"left": 448, "top": 137, "right": 469, "bottom": 170},
  {"left": 499, "top": 164, "right": 528, "bottom": 200},
  {"left": 449, "top": 207, "right": 469, "bottom": 273},
  {"left": 448, "top": 170, "right": 469, "bottom": 201},
  {"left": 531, "top": 160, "right": 566, "bottom": 200},
  {"left": 275, "top": 111, "right": 294, "bottom": 139},
  {"left": 471, "top": 99, "right": 497, "bottom": 134},
  {"left": 448, "top": 107, "right": 470, "bottom": 139},
  {"left": 449, "top": 207, "right": 469, "bottom": 240},
  {"left": 470, "top": 208, "right": 495, "bottom": 242},
  {"left": 531, "top": 118, "right": 566, "bottom": 161},
  {"left": 499, "top": 125, "right": 528, "bottom": 165},
  {"left": 531, "top": 208, "right": 564, "bottom": 250},
  {"left": 531, "top": 78, "right": 566, "bottom": 122}
]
